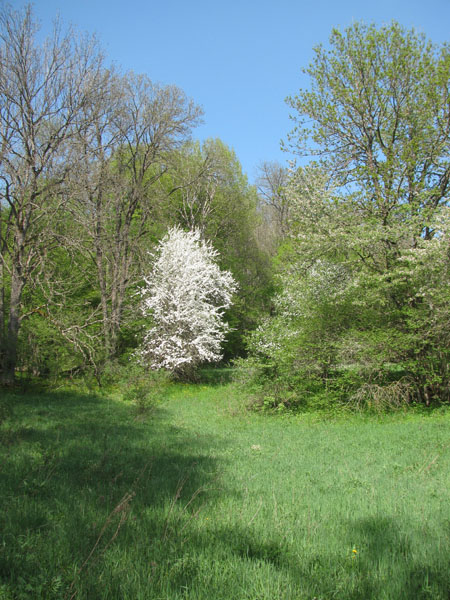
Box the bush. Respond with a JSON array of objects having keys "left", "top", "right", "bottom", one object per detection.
[
  {"left": 234, "top": 356, "right": 346, "bottom": 413},
  {"left": 121, "top": 369, "right": 171, "bottom": 415},
  {"left": 348, "top": 380, "right": 412, "bottom": 413}
]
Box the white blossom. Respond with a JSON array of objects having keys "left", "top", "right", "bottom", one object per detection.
[{"left": 138, "top": 227, "right": 237, "bottom": 374}]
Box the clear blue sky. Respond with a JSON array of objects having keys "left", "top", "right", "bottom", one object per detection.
[{"left": 24, "top": 0, "right": 450, "bottom": 181}]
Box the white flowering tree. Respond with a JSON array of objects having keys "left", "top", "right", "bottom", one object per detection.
[{"left": 139, "top": 227, "right": 237, "bottom": 377}]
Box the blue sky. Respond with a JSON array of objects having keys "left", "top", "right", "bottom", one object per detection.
[{"left": 26, "top": 0, "right": 450, "bottom": 182}]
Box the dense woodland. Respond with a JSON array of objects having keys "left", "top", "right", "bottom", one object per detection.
[{"left": 1, "top": 6, "right": 449, "bottom": 410}]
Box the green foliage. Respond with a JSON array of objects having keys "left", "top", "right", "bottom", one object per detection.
[
  {"left": 160, "top": 139, "right": 275, "bottom": 358},
  {"left": 2, "top": 135, "right": 272, "bottom": 381},
  {"left": 0, "top": 3, "right": 272, "bottom": 382},
  {"left": 240, "top": 208, "right": 450, "bottom": 410},
  {"left": 287, "top": 21, "right": 450, "bottom": 219},
  {"left": 17, "top": 314, "right": 75, "bottom": 377},
  {"left": 241, "top": 22, "right": 450, "bottom": 411}
]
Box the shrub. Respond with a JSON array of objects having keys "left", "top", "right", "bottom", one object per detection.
[{"left": 121, "top": 369, "right": 170, "bottom": 415}]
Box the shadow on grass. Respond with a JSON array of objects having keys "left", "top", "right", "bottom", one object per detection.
[
  {"left": 208, "top": 514, "right": 450, "bottom": 600},
  {"left": 0, "top": 389, "right": 223, "bottom": 599},
  {"left": 340, "top": 515, "right": 450, "bottom": 600},
  {"left": 2, "top": 390, "right": 449, "bottom": 599}
]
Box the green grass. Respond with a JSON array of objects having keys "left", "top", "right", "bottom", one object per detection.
[{"left": 1, "top": 377, "right": 450, "bottom": 599}]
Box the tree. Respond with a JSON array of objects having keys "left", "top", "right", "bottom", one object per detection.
[
  {"left": 138, "top": 227, "right": 237, "bottom": 378},
  {"left": 243, "top": 22, "right": 450, "bottom": 408},
  {"left": 0, "top": 4, "right": 204, "bottom": 382},
  {"left": 69, "top": 71, "right": 202, "bottom": 359},
  {"left": 256, "top": 161, "right": 290, "bottom": 241},
  {"left": 284, "top": 22, "right": 450, "bottom": 403},
  {"left": 286, "top": 21, "right": 450, "bottom": 249},
  {"left": 163, "top": 139, "right": 275, "bottom": 357},
  {"left": 240, "top": 166, "right": 356, "bottom": 408},
  {"left": 0, "top": 4, "right": 105, "bottom": 383},
  {"left": 168, "top": 139, "right": 228, "bottom": 238}
]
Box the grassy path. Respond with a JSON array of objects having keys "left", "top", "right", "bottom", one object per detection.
[{"left": 1, "top": 381, "right": 450, "bottom": 598}]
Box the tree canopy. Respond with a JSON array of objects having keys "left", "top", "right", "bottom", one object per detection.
[{"left": 287, "top": 21, "right": 450, "bottom": 235}]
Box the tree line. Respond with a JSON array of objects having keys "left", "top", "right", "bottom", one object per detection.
[
  {"left": 243, "top": 22, "right": 450, "bottom": 409},
  {"left": 1, "top": 6, "right": 449, "bottom": 408},
  {"left": 0, "top": 4, "right": 271, "bottom": 385}
]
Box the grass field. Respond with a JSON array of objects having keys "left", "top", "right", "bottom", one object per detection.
[{"left": 1, "top": 376, "right": 450, "bottom": 599}]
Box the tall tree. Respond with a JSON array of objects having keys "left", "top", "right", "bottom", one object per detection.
[
  {"left": 0, "top": 4, "right": 105, "bottom": 383},
  {"left": 286, "top": 21, "right": 450, "bottom": 251},
  {"left": 70, "top": 72, "right": 202, "bottom": 358},
  {"left": 256, "top": 161, "right": 290, "bottom": 241}
]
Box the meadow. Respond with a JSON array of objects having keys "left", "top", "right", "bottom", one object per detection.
[{"left": 1, "top": 375, "right": 449, "bottom": 599}]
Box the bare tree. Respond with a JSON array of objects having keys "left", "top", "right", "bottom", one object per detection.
[
  {"left": 256, "top": 161, "right": 290, "bottom": 239},
  {"left": 69, "top": 71, "right": 203, "bottom": 358},
  {"left": 0, "top": 5, "right": 105, "bottom": 383},
  {"left": 171, "top": 140, "right": 231, "bottom": 237}
]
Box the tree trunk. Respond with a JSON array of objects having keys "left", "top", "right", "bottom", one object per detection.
[
  {"left": 1, "top": 266, "right": 24, "bottom": 385},
  {"left": 0, "top": 261, "right": 6, "bottom": 379}
]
